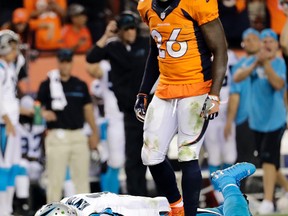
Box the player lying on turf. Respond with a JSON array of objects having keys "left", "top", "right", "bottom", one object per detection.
[{"left": 35, "top": 162, "right": 255, "bottom": 216}]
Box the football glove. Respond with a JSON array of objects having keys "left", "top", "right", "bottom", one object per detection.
[
  {"left": 200, "top": 95, "right": 220, "bottom": 120},
  {"left": 134, "top": 93, "right": 148, "bottom": 122}
]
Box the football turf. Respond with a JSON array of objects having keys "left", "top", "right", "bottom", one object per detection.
[{"left": 258, "top": 214, "right": 287, "bottom": 216}]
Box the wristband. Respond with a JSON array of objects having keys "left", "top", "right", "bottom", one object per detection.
[{"left": 208, "top": 94, "right": 220, "bottom": 103}]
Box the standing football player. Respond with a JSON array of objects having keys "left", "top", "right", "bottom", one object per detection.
[{"left": 134, "top": 0, "right": 228, "bottom": 215}]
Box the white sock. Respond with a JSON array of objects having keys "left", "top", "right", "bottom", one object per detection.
[
  {"left": 63, "top": 180, "right": 75, "bottom": 197},
  {"left": 6, "top": 186, "right": 15, "bottom": 214},
  {"left": 16, "top": 175, "right": 30, "bottom": 198},
  {"left": 0, "top": 191, "right": 9, "bottom": 215}
]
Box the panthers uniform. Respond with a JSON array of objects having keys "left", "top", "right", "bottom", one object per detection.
[
  {"left": 204, "top": 50, "right": 238, "bottom": 168},
  {"left": 90, "top": 60, "right": 125, "bottom": 193},
  {"left": 60, "top": 192, "right": 222, "bottom": 216},
  {"left": 0, "top": 58, "right": 22, "bottom": 215},
  {"left": 61, "top": 192, "right": 170, "bottom": 216}
]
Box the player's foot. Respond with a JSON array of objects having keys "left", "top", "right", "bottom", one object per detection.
[
  {"left": 169, "top": 198, "right": 184, "bottom": 216},
  {"left": 168, "top": 206, "right": 184, "bottom": 216},
  {"left": 211, "top": 162, "right": 256, "bottom": 192}
]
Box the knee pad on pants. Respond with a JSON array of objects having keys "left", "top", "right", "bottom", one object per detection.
[{"left": 141, "top": 146, "right": 166, "bottom": 166}]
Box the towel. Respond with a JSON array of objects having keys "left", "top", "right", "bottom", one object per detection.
[{"left": 48, "top": 69, "right": 67, "bottom": 110}]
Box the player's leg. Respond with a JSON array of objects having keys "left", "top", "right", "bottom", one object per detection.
[
  {"left": 177, "top": 94, "right": 209, "bottom": 216},
  {"left": 211, "top": 162, "right": 256, "bottom": 216},
  {"left": 0, "top": 124, "right": 12, "bottom": 215},
  {"left": 15, "top": 159, "right": 30, "bottom": 214},
  {"left": 105, "top": 95, "right": 125, "bottom": 194},
  {"left": 63, "top": 167, "right": 75, "bottom": 197},
  {"left": 6, "top": 129, "right": 22, "bottom": 215},
  {"left": 222, "top": 121, "right": 237, "bottom": 168},
  {"left": 142, "top": 96, "right": 182, "bottom": 214},
  {"left": 0, "top": 126, "right": 10, "bottom": 216},
  {"left": 235, "top": 120, "right": 259, "bottom": 194},
  {"left": 204, "top": 120, "right": 222, "bottom": 173},
  {"left": 0, "top": 167, "right": 9, "bottom": 216}
]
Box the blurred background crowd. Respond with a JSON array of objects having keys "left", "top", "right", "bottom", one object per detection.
[{"left": 1, "top": 0, "right": 288, "bottom": 215}]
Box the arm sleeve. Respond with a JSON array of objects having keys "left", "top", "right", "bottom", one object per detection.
[
  {"left": 86, "top": 45, "right": 108, "bottom": 64},
  {"left": 0, "top": 69, "right": 8, "bottom": 117},
  {"left": 139, "top": 37, "right": 160, "bottom": 94},
  {"left": 193, "top": 0, "right": 219, "bottom": 26},
  {"left": 0, "top": 73, "right": 4, "bottom": 117}
]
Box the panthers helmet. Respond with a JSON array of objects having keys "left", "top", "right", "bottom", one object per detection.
[
  {"left": 34, "top": 202, "right": 78, "bottom": 216},
  {"left": 0, "top": 29, "right": 19, "bottom": 55}
]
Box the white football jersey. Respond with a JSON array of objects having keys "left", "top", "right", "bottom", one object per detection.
[
  {"left": 0, "top": 59, "right": 19, "bottom": 124},
  {"left": 18, "top": 123, "right": 45, "bottom": 159},
  {"left": 61, "top": 192, "right": 170, "bottom": 216},
  {"left": 218, "top": 50, "right": 238, "bottom": 119}
]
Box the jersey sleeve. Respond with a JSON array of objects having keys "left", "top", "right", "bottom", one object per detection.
[
  {"left": 192, "top": 0, "right": 219, "bottom": 26},
  {"left": 0, "top": 68, "right": 8, "bottom": 117},
  {"left": 137, "top": 0, "right": 151, "bottom": 25},
  {"left": 0, "top": 71, "right": 3, "bottom": 117}
]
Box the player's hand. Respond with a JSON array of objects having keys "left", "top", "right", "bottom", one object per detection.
[
  {"left": 6, "top": 120, "right": 16, "bottom": 136},
  {"left": 89, "top": 131, "right": 99, "bottom": 150},
  {"left": 104, "top": 20, "right": 118, "bottom": 38},
  {"left": 42, "top": 110, "right": 57, "bottom": 122},
  {"left": 134, "top": 93, "right": 148, "bottom": 122},
  {"left": 200, "top": 95, "right": 220, "bottom": 120}
]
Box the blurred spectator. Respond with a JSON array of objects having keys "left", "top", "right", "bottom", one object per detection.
[
  {"left": 234, "top": 29, "right": 288, "bottom": 214},
  {"left": 24, "top": 0, "right": 66, "bottom": 19},
  {"left": 247, "top": 0, "right": 267, "bottom": 31},
  {"left": 16, "top": 95, "right": 45, "bottom": 215},
  {"left": 218, "top": 0, "right": 251, "bottom": 48},
  {"left": 0, "top": 0, "right": 23, "bottom": 28},
  {"left": 2, "top": 8, "right": 31, "bottom": 45},
  {"left": 204, "top": 49, "right": 238, "bottom": 204},
  {"left": 68, "top": 0, "right": 117, "bottom": 42},
  {"left": 24, "top": 0, "right": 67, "bottom": 51},
  {"left": 88, "top": 60, "right": 126, "bottom": 194},
  {"left": 37, "top": 49, "right": 99, "bottom": 202},
  {"left": 265, "top": 0, "right": 287, "bottom": 35},
  {"left": 0, "top": 29, "right": 23, "bottom": 216},
  {"left": 86, "top": 11, "right": 150, "bottom": 196},
  {"left": 61, "top": 4, "right": 92, "bottom": 54},
  {"left": 225, "top": 28, "right": 261, "bottom": 192}
]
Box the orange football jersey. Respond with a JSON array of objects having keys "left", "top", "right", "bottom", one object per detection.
[{"left": 138, "top": 0, "right": 219, "bottom": 99}]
